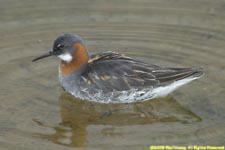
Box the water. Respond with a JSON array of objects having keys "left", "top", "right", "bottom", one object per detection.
[{"left": 1, "top": 0, "right": 225, "bottom": 149}]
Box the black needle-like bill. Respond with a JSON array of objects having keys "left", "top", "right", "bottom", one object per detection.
[{"left": 32, "top": 51, "right": 54, "bottom": 62}]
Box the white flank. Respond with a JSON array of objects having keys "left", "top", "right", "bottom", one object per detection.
[
  {"left": 58, "top": 53, "right": 73, "bottom": 62},
  {"left": 151, "top": 77, "right": 199, "bottom": 99}
]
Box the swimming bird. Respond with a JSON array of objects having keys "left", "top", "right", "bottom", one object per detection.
[{"left": 32, "top": 33, "right": 203, "bottom": 103}]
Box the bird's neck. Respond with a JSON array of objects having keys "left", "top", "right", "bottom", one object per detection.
[{"left": 60, "top": 43, "right": 89, "bottom": 75}]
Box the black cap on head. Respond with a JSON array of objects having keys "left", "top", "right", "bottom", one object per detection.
[
  {"left": 53, "top": 33, "right": 84, "bottom": 50},
  {"left": 32, "top": 33, "right": 84, "bottom": 62},
  {"left": 52, "top": 33, "right": 84, "bottom": 56}
]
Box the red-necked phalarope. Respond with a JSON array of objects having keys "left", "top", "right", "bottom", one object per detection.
[{"left": 32, "top": 33, "right": 204, "bottom": 103}]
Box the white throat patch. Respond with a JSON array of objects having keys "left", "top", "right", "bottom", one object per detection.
[{"left": 58, "top": 53, "right": 73, "bottom": 62}]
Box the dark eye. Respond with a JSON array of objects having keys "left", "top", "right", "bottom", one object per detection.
[
  {"left": 57, "top": 44, "right": 64, "bottom": 49},
  {"left": 53, "top": 44, "right": 65, "bottom": 53}
]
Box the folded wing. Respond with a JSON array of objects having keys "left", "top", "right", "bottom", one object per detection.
[{"left": 80, "top": 52, "right": 203, "bottom": 93}]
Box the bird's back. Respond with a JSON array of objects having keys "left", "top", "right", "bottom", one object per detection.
[{"left": 73, "top": 52, "right": 203, "bottom": 103}]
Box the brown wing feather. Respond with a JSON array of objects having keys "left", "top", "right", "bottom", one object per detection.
[{"left": 81, "top": 52, "right": 203, "bottom": 93}]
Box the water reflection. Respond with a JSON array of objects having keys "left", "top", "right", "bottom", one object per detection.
[
  {"left": 35, "top": 91, "right": 201, "bottom": 147},
  {"left": 1, "top": 0, "right": 225, "bottom": 148}
]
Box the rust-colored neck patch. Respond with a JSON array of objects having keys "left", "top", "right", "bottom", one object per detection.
[{"left": 60, "top": 43, "right": 89, "bottom": 75}]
